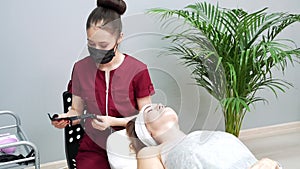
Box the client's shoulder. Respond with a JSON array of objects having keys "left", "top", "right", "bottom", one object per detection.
[
  {"left": 137, "top": 146, "right": 160, "bottom": 159},
  {"left": 137, "top": 146, "right": 164, "bottom": 169}
]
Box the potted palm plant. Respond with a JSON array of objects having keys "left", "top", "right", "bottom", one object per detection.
[{"left": 149, "top": 2, "right": 300, "bottom": 136}]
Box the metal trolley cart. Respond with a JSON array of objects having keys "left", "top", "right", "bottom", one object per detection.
[{"left": 0, "top": 111, "right": 40, "bottom": 169}]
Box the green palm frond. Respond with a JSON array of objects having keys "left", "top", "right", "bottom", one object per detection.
[{"left": 149, "top": 2, "right": 300, "bottom": 136}]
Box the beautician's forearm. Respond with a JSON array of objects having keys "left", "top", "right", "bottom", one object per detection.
[
  {"left": 66, "top": 95, "right": 85, "bottom": 125},
  {"left": 109, "top": 96, "right": 152, "bottom": 127},
  {"left": 109, "top": 115, "right": 137, "bottom": 127}
]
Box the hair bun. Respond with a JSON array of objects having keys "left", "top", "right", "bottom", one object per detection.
[{"left": 97, "top": 0, "right": 127, "bottom": 15}]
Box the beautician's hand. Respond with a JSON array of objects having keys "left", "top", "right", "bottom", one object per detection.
[
  {"left": 250, "top": 158, "right": 281, "bottom": 169},
  {"left": 92, "top": 115, "right": 112, "bottom": 131},
  {"left": 51, "top": 113, "right": 70, "bottom": 129}
]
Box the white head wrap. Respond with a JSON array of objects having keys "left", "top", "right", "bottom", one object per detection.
[{"left": 135, "top": 104, "right": 158, "bottom": 147}]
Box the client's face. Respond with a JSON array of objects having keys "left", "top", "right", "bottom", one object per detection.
[{"left": 143, "top": 104, "right": 179, "bottom": 137}]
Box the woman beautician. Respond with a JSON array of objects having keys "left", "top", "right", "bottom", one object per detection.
[{"left": 52, "top": 0, "right": 155, "bottom": 168}]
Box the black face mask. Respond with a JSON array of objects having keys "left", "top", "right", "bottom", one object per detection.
[{"left": 88, "top": 46, "right": 116, "bottom": 64}]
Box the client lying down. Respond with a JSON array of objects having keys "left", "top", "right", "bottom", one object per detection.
[{"left": 126, "top": 104, "right": 282, "bottom": 169}]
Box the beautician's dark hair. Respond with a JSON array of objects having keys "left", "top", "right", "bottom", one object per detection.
[
  {"left": 126, "top": 118, "right": 147, "bottom": 155},
  {"left": 86, "top": 0, "right": 126, "bottom": 35}
]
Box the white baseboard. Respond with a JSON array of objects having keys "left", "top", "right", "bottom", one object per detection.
[
  {"left": 25, "top": 160, "right": 67, "bottom": 169},
  {"left": 239, "top": 121, "right": 300, "bottom": 140}
]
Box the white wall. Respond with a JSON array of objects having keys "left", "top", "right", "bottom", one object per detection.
[{"left": 0, "top": 0, "right": 299, "bottom": 163}]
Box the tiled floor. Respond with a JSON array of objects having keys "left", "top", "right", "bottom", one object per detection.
[{"left": 240, "top": 123, "right": 300, "bottom": 169}]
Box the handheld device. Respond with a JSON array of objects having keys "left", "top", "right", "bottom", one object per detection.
[{"left": 48, "top": 113, "right": 97, "bottom": 126}]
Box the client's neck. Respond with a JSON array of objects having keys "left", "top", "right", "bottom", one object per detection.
[{"left": 154, "top": 126, "right": 186, "bottom": 144}]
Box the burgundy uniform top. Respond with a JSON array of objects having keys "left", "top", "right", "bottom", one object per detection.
[{"left": 70, "top": 54, "right": 155, "bottom": 148}]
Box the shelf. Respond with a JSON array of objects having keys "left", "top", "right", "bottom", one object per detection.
[{"left": 0, "top": 111, "right": 40, "bottom": 169}]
